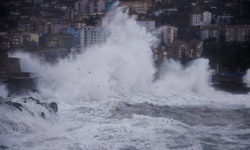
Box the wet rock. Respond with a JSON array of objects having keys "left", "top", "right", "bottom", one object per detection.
[
  {"left": 23, "top": 97, "right": 58, "bottom": 113},
  {"left": 1, "top": 97, "right": 58, "bottom": 120},
  {"left": 48, "top": 102, "right": 58, "bottom": 113},
  {"left": 0, "top": 97, "right": 4, "bottom": 104},
  {"left": 0, "top": 145, "right": 9, "bottom": 149},
  {"left": 40, "top": 112, "right": 45, "bottom": 119},
  {"left": 4, "top": 101, "right": 23, "bottom": 111}
]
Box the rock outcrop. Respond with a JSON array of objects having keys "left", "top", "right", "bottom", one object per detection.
[{"left": 0, "top": 97, "right": 58, "bottom": 118}]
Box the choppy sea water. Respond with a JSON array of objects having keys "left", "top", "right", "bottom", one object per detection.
[
  {"left": 1, "top": 92, "right": 250, "bottom": 150},
  {"left": 1, "top": 5, "right": 250, "bottom": 150}
]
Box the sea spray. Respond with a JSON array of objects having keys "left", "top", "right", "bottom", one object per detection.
[
  {"left": 10, "top": 6, "right": 156, "bottom": 103},
  {"left": 0, "top": 84, "right": 7, "bottom": 98},
  {"left": 9, "top": 6, "right": 214, "bottom": 103},
  {"left": 243, "top": 69, "right": 250, "bottom": 87},
  {"left": 155, "top": 58, "right": 212, "bottom": 93}
]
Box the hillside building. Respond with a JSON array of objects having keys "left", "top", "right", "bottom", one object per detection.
[
  {"left": 190, "top": 10, "right": 212, "bottom": 26},
  {"left": 201, "top": 25, "right": 221, "bottom": 42},
  {"left": 80, "top": 26, "right": 110, "bottom": 50},
  {"left": 225, "top": 25, "right": 250, "bottom": 42}
]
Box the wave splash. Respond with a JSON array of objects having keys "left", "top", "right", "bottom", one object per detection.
[
  {"left": 9, "top": 6, "right": 211, "bottom": 103},
  {"left": 243, "top": 69, "right": 250, "bottom": 87}
]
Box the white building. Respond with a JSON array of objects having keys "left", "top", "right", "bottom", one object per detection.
[
  {"left": 136, "top": 18, "right": 155, "bottom": 30},
  {"left": 80, "top": 26, "right": 110, "bottom": 50},
  {"left": 190, "top": 10, "right": 211, "bottom": 26},
  {"left": 75, "top": 0, "right": 105, "bottom": 13},
  {"left": 161, "top": 25, "right": 178, "bottom": 45}
]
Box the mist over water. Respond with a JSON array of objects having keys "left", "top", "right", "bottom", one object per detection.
[{"left": 2, "top": 6, "right": 250, "bottom": 150}]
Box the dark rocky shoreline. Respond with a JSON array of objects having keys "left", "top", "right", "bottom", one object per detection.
[{"left": 0, "top": 96, "right": 58, "bottom": 118}]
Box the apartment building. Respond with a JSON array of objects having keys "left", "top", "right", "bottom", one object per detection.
[
  {"left": 201, "top": 25, "right": 221, "bottom": 42},
  {"left": 161, "top": 25, "right": 178, "bottom": 45},
  {"left": 65, "top": 8, "right": 77, "bottom": 21},
  {"left": 153, "top": 45, "right": 168, "bottom": 63},
  {"left": 40, "top": 33, "right": 74, "bottom": 48},
  {"left": 187, "top": 40, "right": 203, "bottom": 58},
  {"left": 75, "top": 0, "right": 105, "bottom": 13},
  {"left": 190, "top": 10, "right": 211, "bottom": 26},
  {"left": 120, "top": 1, "right": 153, "bottom": 14},
  {"left": 225, "top": 25, "right": 250, "bottom": 42},
  {"left": 58, "top": 33, "right": 74, "bottom": 48},
  {"left": 80, "top": 26, "right": 110, "bottom": 50},
  {"left": 0, "top": 36, "right": 10, "bottom": 51},
  {"left": 8, "top": 34, "right": 22, "bottom": 47},
  {"left": 60, "top": 26, "right": 81, "bottom": 47},
  {"left": 45, "top": 22, "right": 70, "bottom": 34},
  {"left": 168, "top": 40, "right": 187, "bottom": 59},
  {"left": 18, "top": 20, "right": 35, "bottom": 31}
]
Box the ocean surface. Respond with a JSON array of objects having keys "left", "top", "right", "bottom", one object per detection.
[{"left": 1, "top": 6, "right": 250, "bottom": 150}]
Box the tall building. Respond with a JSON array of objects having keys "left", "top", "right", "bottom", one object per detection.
[
  {"left": 75, "top": 0, "right": 105, "bottom": 13},
  {"left": 201, "top": 25, "right": 221, "bottom": 42},
  {"left": 190, "top": 10, "right": 211, "bottom": 26},
  {"left": 187, "top": 40, "right": 203, "bottom": 58},
  {"left": 120, "top": 1, "right": 153, "bottom": 14},
  {"left": 161, "top": 25, "right": 178, "bottom": 45},
  {"left": 60, "top": 27, "right": 81, "bottom": 47},
  {"left": 58, "top": 33, "right": 74, "bottom": 48},
  {"left": 168, "top": 40, "right": 187, "bottom": 59},
  {"left": 65, "top": 8, "right": 77, "bottom": 21},
  {"left": 80, "top": 26, "right": 110, "bottom": 50},
  {"left": 225, "top": 25, "right": 250, "bottom": 42}
]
